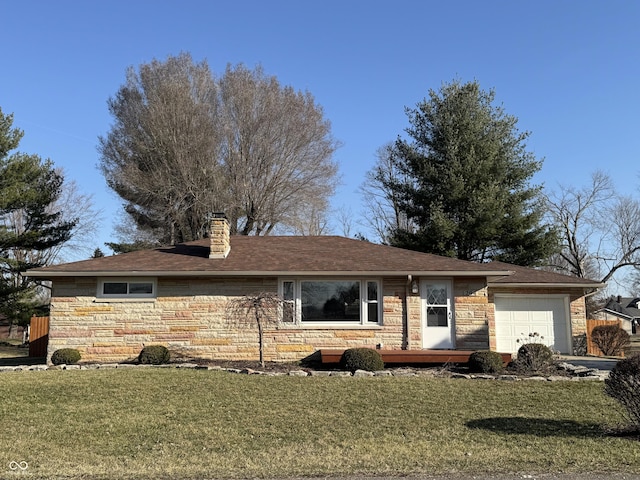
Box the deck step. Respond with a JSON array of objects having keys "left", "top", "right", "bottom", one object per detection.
[{"left": 319, "top": 349, "right": 512, "bottom": 365}]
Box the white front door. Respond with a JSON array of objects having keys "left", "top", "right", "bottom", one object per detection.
[{"left": 422, "top": 280, "right": 454, "bottom": 349}]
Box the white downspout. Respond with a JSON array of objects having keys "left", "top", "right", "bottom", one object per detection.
[{"left": 405, "top": 275, "right": 412, "bottom": 350}]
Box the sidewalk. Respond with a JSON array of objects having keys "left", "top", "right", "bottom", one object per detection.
[
  {"left": 558, "top": 355, "right": 620, "bottom": 372},
  {"left": 286, "top": 474, "right": 640, "bottom": 480}
]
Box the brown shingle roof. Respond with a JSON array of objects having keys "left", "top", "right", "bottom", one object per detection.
[
  {"left": 30, "top": 236, "right": 508, "bottom": 276},
  {"left": 26, "top": 236, "right": 603, "bottom": 288},
  {"left": 487, "top": 261, "right": 603, "bottom": 287}
]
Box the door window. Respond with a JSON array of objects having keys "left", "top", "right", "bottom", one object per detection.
[{"left": 425, "top": 284, "right": 449, "bottom": 327}]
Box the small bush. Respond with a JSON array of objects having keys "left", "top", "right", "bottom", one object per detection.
[
  {"left": 591, "top": 324, "right": 630, "bottom": 356},
  {"left": 138, "top": 345, "right": 170, "bottom": 365},
  {"left": 340, "top": 348, "right": 384, "bottom": 372},
  {"left": 468, "top": 350, "right": 504, "bottom": 374},
  {"left": 604, "top": 354, "right": 640, "bottom": 431},
  {"left": 514, "top": 343, "right": 555, "bottom": 374},
  {"left": 51, "top": 348, "right": 81, "bottom": 365}
]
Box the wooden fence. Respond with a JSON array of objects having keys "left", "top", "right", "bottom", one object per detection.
[
  {"left": 586, "top": 318, "right": 621, "bottom": 356},
  {"left": 29, "top": 316, "right": 49, "bottom": 358}
]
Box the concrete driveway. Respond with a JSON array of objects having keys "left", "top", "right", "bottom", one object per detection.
[{"left": 558, "top": 355, "right": 620, "bottom": 372}]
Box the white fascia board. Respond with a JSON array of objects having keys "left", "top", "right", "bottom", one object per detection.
[
  {"left": 27, "top": 269, "right": 515, "bottom": 278},
  {"left": 488, "top": 282, "right": 606, "bottom": 289},
  {"left": 601, "top": 309, "right": 634, "bottom": 320}
]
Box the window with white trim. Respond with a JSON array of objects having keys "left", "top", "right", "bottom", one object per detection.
[
  {"left": 279, "top": 279, "right": 381, "bottom": 325},
  {"left": 98, "top": 278, "right": 156, "bottom": 299},
  {"left": 366, "top": 281, "right": 379, "bottom": 324},
  {"left": 282, "top": 280, "right": 295, "bottom": 323}
]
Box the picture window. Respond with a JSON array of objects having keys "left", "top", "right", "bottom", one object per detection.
[{"left": 279, "top": 279, "right": 381, "bottom": 325}]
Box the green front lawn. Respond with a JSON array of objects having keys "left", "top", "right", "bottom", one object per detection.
[
  {"left": 0, "top": 340, "right": 28, "bottom": 361},
  {"left": 0, "top": 369, "right": 638, "bottom": 479},
  {"left": 0, "top": 339, "right": 25, "bottom": 355}
]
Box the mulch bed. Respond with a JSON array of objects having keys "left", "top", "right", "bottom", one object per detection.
[{"left": 187, "top": 358, "right": 310, "bottom": 373}]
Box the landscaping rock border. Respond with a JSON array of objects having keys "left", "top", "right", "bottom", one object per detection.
[{"left": 0, "top": 360, "right": 610, "bottom": 381}]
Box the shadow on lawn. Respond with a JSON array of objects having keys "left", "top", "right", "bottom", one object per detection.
[
  {"left": 466, "top": 417, "right": 604, "bottom": 438},
  {"left": 0, "top": 356, "right": 45, "bottom": 366},
  {"left": 0, "top": 344, "right": 44, "bottom": 366}
]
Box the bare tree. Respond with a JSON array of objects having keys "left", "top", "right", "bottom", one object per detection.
[
  {"left": 99, "top": 54, "right": 339, "bottom": 244},
  {"left": 218, "top": 64, "right": 339, "bottom": 235},
  {"left": 360, "top": 142, "right": 416, "bottom": 244},
  {"left": 544, "top": 171, "right": 640, "bottom": 288},
  {"left": 606, "top": 195, "right": 640, "bottom": 284},
  {"left": 277, "top": 202, "right": 331, "bottom": 236},
  {"left": 99, "top": 53, "right": 226, "bottom": 245},
  {"left": 227, "top": 292, "right": 283, "bottom": 367},
  {"left": 335, "top": 205, "right": 354, "bottom": 238},
  {"left": 105, "top": 210, "right": 163, "bottom": 254},
  {"left": 44, "top": 177, "right": 101, "bottom": 262}
]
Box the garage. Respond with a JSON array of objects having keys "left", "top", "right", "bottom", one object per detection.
[{"left": 494, "top": 296, "right": 571, "bottom": 354}]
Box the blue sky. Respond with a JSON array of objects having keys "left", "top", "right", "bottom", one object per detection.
[{"left": 2, "top": 1, "right": 639, "bottom": 260}]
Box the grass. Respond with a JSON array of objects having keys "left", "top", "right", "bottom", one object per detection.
[
  {"left": 0, "top": 340, "right": 27, "bottom": 360},
  {"left": 0, "top": 369, "right": 638, "bottom": 479},
  {"left": 0, "top": 341, "right": 43, "bottom": 366},
  {"left": 0, "top": 338, "right": 25, "bottom": 354}
]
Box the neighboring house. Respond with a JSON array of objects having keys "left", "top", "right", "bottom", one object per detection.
[
  {"left": 597, "top": 296, "right": 640, "bottom": 335},
  {"left": 27, "top": 216, "right": 604, "bottom": 364}
]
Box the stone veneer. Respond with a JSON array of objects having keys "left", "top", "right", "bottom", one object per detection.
[
  {"left": 208, "top": 215, "right": 231, "bottom": 259},
  {"left": 48, "top": 277, "right": 413, "bottom": 364},
  {"left": 46, "top": 276, "right": 588, "bottom": 363},
  {"left": 453, "top": 278, "right": 491, "bottom": 351}
]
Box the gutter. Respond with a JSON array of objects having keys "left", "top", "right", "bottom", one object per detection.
[
  {"left": 26, "top": 269, "right": 515, "bottom": 278},
  {"left": 600, "top": 308, "right": 634, "bottom": 321},
  {"left": 488, "top": 282, "right": 606, "bottom": 289}
]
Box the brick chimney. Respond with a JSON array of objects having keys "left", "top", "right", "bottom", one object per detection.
[{"left": 209, "top": 213, "right": 231, "bottom": 259}]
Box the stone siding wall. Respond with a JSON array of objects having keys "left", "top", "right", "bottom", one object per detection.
[
  {"left": 46, "top": 276, "right": 591, "bottom": 363},
  {"left": 453, "top": 278, "right": 491, "bottom": 350},
  {"left": 48, "top": 276, "right": 413, "bottom": 364},
  {"left": 208, "top": 217, "right": 231, "bottom": 259}
]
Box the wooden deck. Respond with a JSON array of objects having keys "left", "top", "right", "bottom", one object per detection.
[{"left": 319, "top": 349, "right": 512, "bottom": 365}]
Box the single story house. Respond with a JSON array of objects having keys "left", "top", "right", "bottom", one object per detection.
[
  {"left": 596, "top": 296, "right": 640, "bottom": 335},
  {"left": 27, "top": 216, "right": 603, "bottom": 364}
]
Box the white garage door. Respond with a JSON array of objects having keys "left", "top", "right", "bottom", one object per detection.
[{"left": 494, "top": 296, "right": 570, "bottom": 354}]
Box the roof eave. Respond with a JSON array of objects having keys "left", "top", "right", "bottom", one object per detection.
[
  {"left": 26, "top": 269, "right": 514, "bottom": 278},
  {"left": 601, "top": 309, "right": 634, "bottom": 320},
  {"left": 488, "top": 282, "right": 606, "bottom": 289}
]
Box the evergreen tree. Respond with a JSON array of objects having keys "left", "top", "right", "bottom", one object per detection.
[
  {"left": 385, "top": 80, "right": 558, "bottom": 266},
  {"left": 0, "top": 108, "right": 77, "bottom": 324}
]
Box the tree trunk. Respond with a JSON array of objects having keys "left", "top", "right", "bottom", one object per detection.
[
  {"left": 8, "top": 322, "right": 19, "bottom": 340},
  {"left": 257, "top": 315, "right": 264, "bottom": 368}
]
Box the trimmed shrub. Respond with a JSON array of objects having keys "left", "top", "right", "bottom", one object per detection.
[
  {"left": 591, "top": 324, "right": 630, "bottom": 356},
  {"left": 51, "top": 348, "right": 81, "bottom": 365},
  {"left": 340, "top": 348, "right": 384, "bottom": 372},
  {"left": 138, "top": 345, "right": 170, "bottom": 365},
  {"left": 604, "top": 354, "right": 640, "bottom": 431},
  {"left": 468, "top": 350, "right": 504, "bottom": 374},
  {"left": 514, "top": 343, "right": 555, "bottom": 374}
]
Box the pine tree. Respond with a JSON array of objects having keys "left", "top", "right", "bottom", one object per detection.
[
  {"left": 0, "top": 108, "right": 77, "bottom": 324},
  {"left": 385, "top": 80, "right": 558, "bottom": 265}
]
